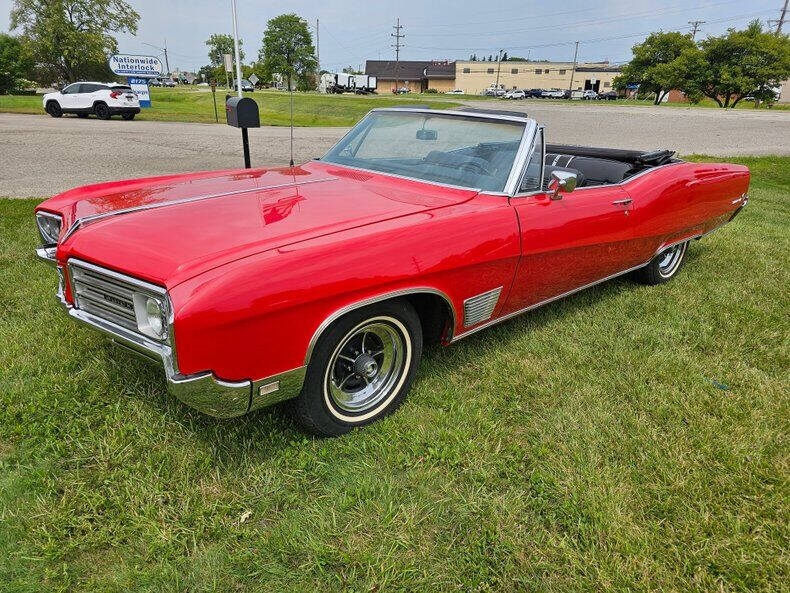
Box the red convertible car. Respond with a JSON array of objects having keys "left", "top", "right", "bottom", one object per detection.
[{"left": 35, "top": 107, "right": 749, "bottom": 435}]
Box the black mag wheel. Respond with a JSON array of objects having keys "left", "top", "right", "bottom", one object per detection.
[
  {"left": 94, "top": 102, "right": 111, "bottom": 120},
  {"left": 290, "top": 300, "right": 422, "bottom": 437},
  {"left": 46, "top": 101, "right": 62, "bottom": 117},
  {"left": 633, "top": 241, "right": 689, "bottom": 285}
]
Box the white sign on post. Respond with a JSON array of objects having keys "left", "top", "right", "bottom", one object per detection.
[
  {"left": 223, "top": 54, "right": 234, "bottom": 73},
  {"left": 109, "top": 54, "right": 163, "bottom": 78},
  {"left": 248, "top": 74, "right": 259, "bottom": 85}
]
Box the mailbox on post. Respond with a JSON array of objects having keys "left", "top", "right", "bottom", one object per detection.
[
  {"left": 225, "top": 96, "right": 260, "bottom": 169},
  {"left": 225, "top": 96, "right": 260, "bottom": 128}
]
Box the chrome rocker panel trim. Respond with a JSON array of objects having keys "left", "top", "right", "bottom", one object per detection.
[{"left": 56, "top": 266, "right": 304, "bottom": 418}]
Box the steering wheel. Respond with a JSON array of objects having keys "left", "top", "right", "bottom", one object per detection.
[{"left": 458, "top": 158, "right": 494, "bottom": 177}]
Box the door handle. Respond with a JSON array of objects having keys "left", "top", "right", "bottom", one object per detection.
[{"left": 612, "top": 198, "right": 632, "bottom": 205}]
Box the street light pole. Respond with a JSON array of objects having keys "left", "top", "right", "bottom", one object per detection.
[{"left": 230, "top": 0, "right": 243, "bottom": 97}]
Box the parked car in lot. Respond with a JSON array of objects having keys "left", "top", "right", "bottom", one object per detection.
[
  {"left": 232, "top": 79, "right": 255, "bottom": 92},
  {"left": 526, "top": 88, "right": 544, "bottom": 98},
  {"left": 504, "top": 89, "right": 526, "bottom": 99},
  {"left": 149, "top": 78, "right": 162, "bottom": 87},
  {"left": 161, "top": 78, "right": 177, "bottom": 88},
  {"left": 43, "top": 82, "right": 140, "bottom": 120},
  {"left": 582, "top": 90, "right": 598, "bottom": 100},
  {"left": 393, "top": 87, "right": 410, "bottom": 94},
  {"left": 446, "top": 89, "right": 464, "bottom": 94},
  {"left": 598, "top": 90, "right": 618, "bottom": 100},
  {"left": 541, "top": 89, "right": 565, "bottom": 99},
  {"left": 34, "top": 107, "right": 749, "bottom": 435}
]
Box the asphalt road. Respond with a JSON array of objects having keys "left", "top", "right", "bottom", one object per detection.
[{"left": 2, "top": 104, "right": 788, "bottom": 197}]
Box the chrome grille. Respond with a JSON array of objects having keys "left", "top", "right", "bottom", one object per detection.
[
  {"left": 463, "top": 286, "right": 502, "bottom": 327},
  {"left": 69, "top": 264, "right": 139, "bottom": 332}
]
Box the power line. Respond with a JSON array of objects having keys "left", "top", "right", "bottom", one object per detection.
[
  {"left": 407, "top": 0, "right": 743, "bottom": 38},
  {"left": 406, "top": 9, "right": 777, "bottom": 52},
  {"left": 391, "top": 18, "right": 405, "bottom": 90},
  {"left": 688, "top": 20, "right": 705, "bottom": 39}
]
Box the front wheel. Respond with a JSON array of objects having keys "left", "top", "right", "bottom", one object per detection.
[
  {"left": 633, "top": 241, "right": 689, "bottom": 285},
  {"left": 45, "top": 101, "right": 62, "bottom": 117},
  {"left": 290, "top": 300, "right": 423, "bottom": 436}
]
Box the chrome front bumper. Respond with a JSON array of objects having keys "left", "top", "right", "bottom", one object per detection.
[{"left": 51, "top": 264, "right": 304, "bottom": 418}]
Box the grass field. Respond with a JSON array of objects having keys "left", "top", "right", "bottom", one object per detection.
[
  {"left": 2, "top": 88, "right": 786, "bottom": 127},
  {"left": 0, "top": 88, "right": 461, "bottom": 126},
  {"left": 0, "top": 156, "right": 788, "bottom": 591}
]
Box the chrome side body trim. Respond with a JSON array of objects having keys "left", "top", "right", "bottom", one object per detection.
[
  {"left": 62, "top": 176, "right": 338, "bottom": 242},
  {"left": 304, "top": 287, "right": 458, "bottom": 365},
  {"left": 451, "top": 235, "right": 703, "bottom": 342}
]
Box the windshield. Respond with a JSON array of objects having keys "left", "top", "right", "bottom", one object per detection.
[{"left": 323, "top": 111, "right": 525, "bottom": 191}]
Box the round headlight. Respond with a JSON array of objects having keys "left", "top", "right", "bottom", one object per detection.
[{"left": 145, "top": 297, "right": 164, "bottom": 336}]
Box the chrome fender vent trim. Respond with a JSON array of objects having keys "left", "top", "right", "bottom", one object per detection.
[{"left": 463, "top": 286, "right": 502, "bottom": 327}]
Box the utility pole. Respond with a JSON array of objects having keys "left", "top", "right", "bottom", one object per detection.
[
  {"left": 163, "top": 39, "right": 170, "bottom": 75},
  {"left": 773, "top": 0, "right": 788, "bottom": 33},
  {"left": 315, "top": 18, "right": 320, "bottom": 87},
  {"left": 391, "top": 18, "right": 404, "bottom": 92},
  {"left": 142, "top": 40, "right": 170, "bottom": 75},
  {"left": 688, "top": 20, "right": 705, "bottom": 40},
  {"left": 568, "top": 41, "right": 579, "bottom": 93},
  {"left": 495, "top": 49, "right": 504, "bottom": 90}
]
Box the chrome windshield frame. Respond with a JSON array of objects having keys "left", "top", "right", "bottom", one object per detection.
[{"left": 321, "top": 108, "right": 538, "bottom": 196}]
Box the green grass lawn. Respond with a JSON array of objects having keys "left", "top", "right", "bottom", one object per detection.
[
  {"left": 0, "top": 156, "right": 788, "bottom": 592},
  {"left": 0, "top": 88, "right": 461, "bottom": 126},
  {"left": 3, "top": 88, "right": 786, "bottom": 127}
]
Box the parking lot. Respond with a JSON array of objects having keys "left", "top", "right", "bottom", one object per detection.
[{"left": 2, "top": 103, "right": 789, "bottom": 197}]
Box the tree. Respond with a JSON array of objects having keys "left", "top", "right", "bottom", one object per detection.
[
  {"left": 0, "top": 33, "right": 33, "bottom": 93},
  {"left": 695, "top": 21, "right": 790, "bottom": 107},
  {"left": 205, "top": 33, "right": 244, "bottom": 67},
  {"left": 487, "top": 54, "right": 493, "bottom": 61},
  {"left": 614, "top": 31, "right": 697, "bottom": 104},
  {"left": 502, "top": 51, "right": 508, "bottom": 61},
  {"left": 10, "top": 0, "right": 139, "bottom": 85},
  {"left": 259, "top": 14, "right": 317, "bottom": 91}
]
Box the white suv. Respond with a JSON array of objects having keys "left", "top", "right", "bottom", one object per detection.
[{"left": 43, "top": 82, "right": 141, "bottom": 120}]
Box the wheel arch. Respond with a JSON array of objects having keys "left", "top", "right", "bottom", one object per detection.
[{"left": 303, "top": 287, "right": 456, "bottom": 366}]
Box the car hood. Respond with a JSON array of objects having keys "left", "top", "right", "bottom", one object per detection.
[{"left": 55, "top": 161, "right": 478, "bottom": 287}]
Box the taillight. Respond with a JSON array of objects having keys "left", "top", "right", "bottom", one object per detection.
[{"left": 110, "top": 91, "right": 121, "bottom": 98}]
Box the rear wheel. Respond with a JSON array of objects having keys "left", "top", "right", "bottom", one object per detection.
[
  {"left": 45, "top": 101, "right": 62, "bottom": 118},
  {"left": 94, "top": 102, "right": 111, "bottom": 120},
  {"left": 290, "top": 300, "right": 422, "bottom": 436},
  {"left": 121, "top": 112, "right": 136, "bottom": 120},
  {"left": 633, "top": 241, "right": 689, "bottom": 285}
]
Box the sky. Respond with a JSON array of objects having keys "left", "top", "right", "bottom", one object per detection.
[{"left": 0, "top": 0, "right": 784, "bottom": 73}]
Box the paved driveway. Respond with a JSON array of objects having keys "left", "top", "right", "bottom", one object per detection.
[{"left": 1, "top": 105, "right": 788, "bottom": 197}]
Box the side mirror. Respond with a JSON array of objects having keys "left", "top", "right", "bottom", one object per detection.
[{"left": 547, "top": 170, "right": 578, "bottom": 200}]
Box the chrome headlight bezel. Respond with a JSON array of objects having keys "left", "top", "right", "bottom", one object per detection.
[
  {"left": 132, "top": 292, "right": 170, "bottom": 341},
  {"left": 36, "top": 211, "right": 63, "bottom": 246}
]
